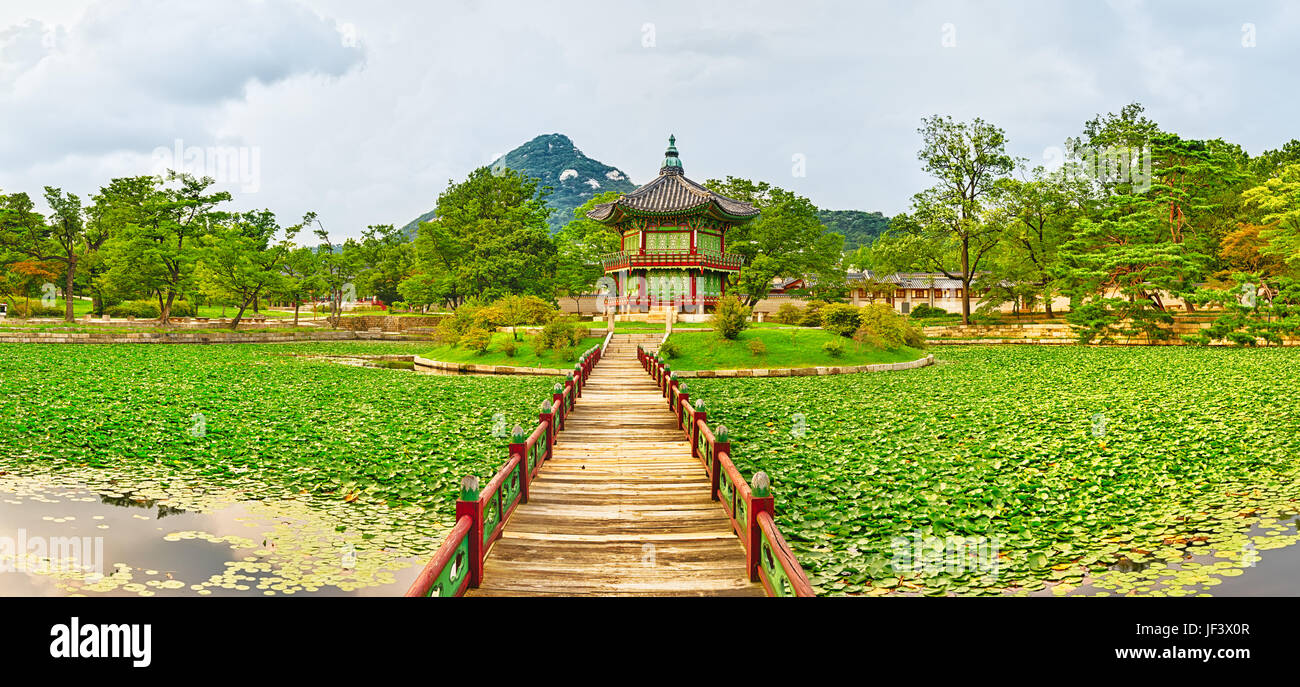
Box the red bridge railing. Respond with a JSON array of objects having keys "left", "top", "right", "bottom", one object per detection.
[
  {"left": 405, "top": 343, "right": 603, "bottom": 597},
  {"left": 639, "top": 344, "right": 816, "bottom": 597}
]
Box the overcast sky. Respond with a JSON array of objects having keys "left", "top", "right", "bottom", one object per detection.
[{"left": 2, "top": 0, "right": 1297, "bottom": 238}]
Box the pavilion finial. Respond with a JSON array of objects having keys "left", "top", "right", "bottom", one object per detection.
[{"left": 661, "top": 134, "right": 683, "bottom": 175}]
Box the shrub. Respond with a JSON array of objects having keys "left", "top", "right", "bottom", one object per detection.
[
  {"left": 658, "top": 339, "right": 681, "bottom": 359},
  {"left": 434, "top": 318, "right": 462, "bottom": 346},
  {"left": 537, "top": 316, "right": 579, "bottom": 351},
  {"left": 105, "top": 300, "right": 161, "bottom": 319},
  {"left": 7, "top": 301, "right": 63, "bottom": 317},
  {"left": 557, "top": 346, "right": 577, "bottom": 362},
  {"left": 799, "top": 300, "right": 827, "bottom": 327},
  {"left": 853, "top": 303, "right": 925, "bottom": 350},
  {"left": 822, "top": 339, "right": 845, "bottom": 358},
  {"left": 530, "top": 333, "right": 551, "bottom": 357},
  {"left": 571, "top": 326, "right": 590, "bottom": 347},
  {"left": 500, "top": 339, "right": 518, "bottom": 357},
  {"left": 748, "top": 338, "right": 768, "bottom": 357},
  {"left": 772, "top": 303, "right": 803, "bottom": 325},
  {"left": 477, "top": 294, "right": 558, "bottom": 339},
  {"left": 820, "top": 303, "right": 863, "bottom": 337},
  {"left": 461, "top": 327, "right": 492, "bottom": 354},
  {"left": 909, "top": 303, "right": 948, "bottom": 319},
  {"left": 391, "top": 301, "right": 409, "bottom": 313},
  {"left": 710, "top": 295, "right": 751, "bottom": 340}
]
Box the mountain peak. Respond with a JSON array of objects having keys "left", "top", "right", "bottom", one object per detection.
[{"left": 405, "top": 133, "right": 637, "bottom": 236}]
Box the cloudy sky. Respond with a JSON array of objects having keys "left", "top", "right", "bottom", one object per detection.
[{"left": 1, "top": 0, "right": 1297, "bottom": 238}]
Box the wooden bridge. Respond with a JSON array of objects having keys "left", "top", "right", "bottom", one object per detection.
[{"left": 407, "top": 333, "right": 814, "bottom": 598}]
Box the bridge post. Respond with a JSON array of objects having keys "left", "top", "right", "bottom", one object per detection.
[
  {"left": 747, "top": 472, "right": 774, "bottom": 582},
  {"left": 574, "top": 363, "right": 584, "bottom": 398},
  {"left": 552, "top": 385, "right": 565, "bottom": 432},
  {"left": 457, "top": 476, "right": 484, "bottom": 588},
  {"left": 676, "top": 391, "right": 689, "bottom": 435},
  {"left": 539, "top": 402, "right": 555, "bottom": 462},
  {"left": 710, "top": 427, "right": 726, "bottom": 503}
]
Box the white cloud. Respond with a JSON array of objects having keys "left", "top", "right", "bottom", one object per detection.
[
  {"left": 2, "top": 0, "right": 1299, "bottom": 235},
  {"left": 0, "top": 0, "right": 361, "bottom": 167}
]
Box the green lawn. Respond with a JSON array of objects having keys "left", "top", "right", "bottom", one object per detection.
[
  {"left": 688, "top": 346, "right": 1300, "bottom": 596},
  {"left": 423, "top": 332, "right": 604, "bottom": 367},
  {"left": 662, "top": 328, "right": 925, "bottom": 370}
]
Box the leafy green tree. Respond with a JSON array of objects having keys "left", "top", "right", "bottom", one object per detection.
[
  {"left": 902, "top": 114, "right": 1017, "bottom": 324},
  {"left": 554, "top": 192, "right": 621, "bottom": 312},
  {"left": 396, "top": 272, "right": 446, "bottom": 312},
  {"left": 311, "top": 217, "right": 364, "bottom": 328},
  {"left": 0, "top": 187, "right": 102, "bottom": 322},
  {"left": 82, "top": 177, "right": 159, "bottom": 315},
  {"left": 195, "top": 210, "right": 304, "bottom": 329},
  {"left": 354, "top": 224, "right": 414, "bottom": 305},
  {"left": 1242, "top": 163, "right": 1300, "bottom": 269},
  {"left": 981, "top": 167, "right": 1088, "bottom": 315},
  {"left": 701, "top": 177, "right": 843, "bottom": 306},
  {"left": 102, "top": 171, "right": 231, "bottom": 323},
  {"left": 411, "top": 167, "right": 555, "bottom": 307}
]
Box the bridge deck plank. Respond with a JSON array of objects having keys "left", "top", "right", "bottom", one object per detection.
[{"left": 465, "top": 335, "right": 763, "bottom": 597}]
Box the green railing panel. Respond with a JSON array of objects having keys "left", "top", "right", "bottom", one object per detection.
[
  {"left": 482, "top": 492, "right": 501, "bottom": 546},
  {"left": 426, "top": 532, "right": 471, "bottom": 597},
  {"left": 760, "top": 526, "right": 795, "bottom": 597},
  {"left": 502, "top": 461, "right": 521, "bottom": 511},
  {"left": 719, "top": 469, "right": 735, "bottom": 518}
]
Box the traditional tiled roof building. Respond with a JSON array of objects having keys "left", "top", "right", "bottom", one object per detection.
[{"left": 591, "top": 136, "right": 759, "bottom": 313}]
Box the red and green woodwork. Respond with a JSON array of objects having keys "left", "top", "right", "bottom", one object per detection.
[
  {"left": 637, "top": 344, "right": 817, "bottom": 597},
  {"left": 590, "top": 135, "right": 759, "bottom": 313},
  {"left": 406, "top": 343, "right": 603, "bottom": 597}
]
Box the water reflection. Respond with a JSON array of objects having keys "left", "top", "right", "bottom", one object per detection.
[{"left": 0, "top": 477, "right": 427, "bottom": 597}]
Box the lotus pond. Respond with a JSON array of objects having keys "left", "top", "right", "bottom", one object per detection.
[
  {"left": 0, "top": 342, "right": 560, "bottom": 595},
  {"left": 687, "top": 345, "right": 1300, "bottom": 597}
]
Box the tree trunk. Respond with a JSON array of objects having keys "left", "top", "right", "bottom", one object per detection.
[
  {"left": 230, "top": 299, "right": 250, "bottom": 330},
  {"left": 960, "top": 236, "right": 972, "bottom": 325},
  {"left": 161, "top": 290, "right": 177, "bottom": 324},
  {"left": 64, "top": 259, "right": 76, "bottom": 322},
  {"left": 293, "top": 302, "right": 300, "bottom": 327}
]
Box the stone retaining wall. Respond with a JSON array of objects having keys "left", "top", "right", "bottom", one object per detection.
[
  {"left": 411, "top": 356, "right": 566, "bottom": 376},
  {"left": 672, "top": 354, "right": 934, "bottom": 378},
  {"left": 337, "top": 315, "right": 446, "bottom": 332},
  {"left": 0, "top": 330, "right": 421, "bottom": 344}
]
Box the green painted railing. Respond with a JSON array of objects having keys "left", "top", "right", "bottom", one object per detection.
[
  {"left": 406, "top": 344, "right": 604, "bottom": 597},
  {"left": 638, "top": 344, "right": 816, "bottom": 597}
]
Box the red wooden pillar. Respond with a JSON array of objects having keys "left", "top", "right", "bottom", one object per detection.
[
  {"left": 748, "top": 487, "right": 774, "bottom": 582},
  {"left": 710, "top": 437, "right": 726, "bottom": 503},
  {"left": 677, "top": 391, "right": 689, "bottom": 436},
  {"left": 456, "top": 491, "right": 484, "bottom": 588},
  {"left": 552, "top": 391, "right": 565, "bottom": 431},
  {"left": 539, "top": 409, "right": 554, "bottom": 461}
]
